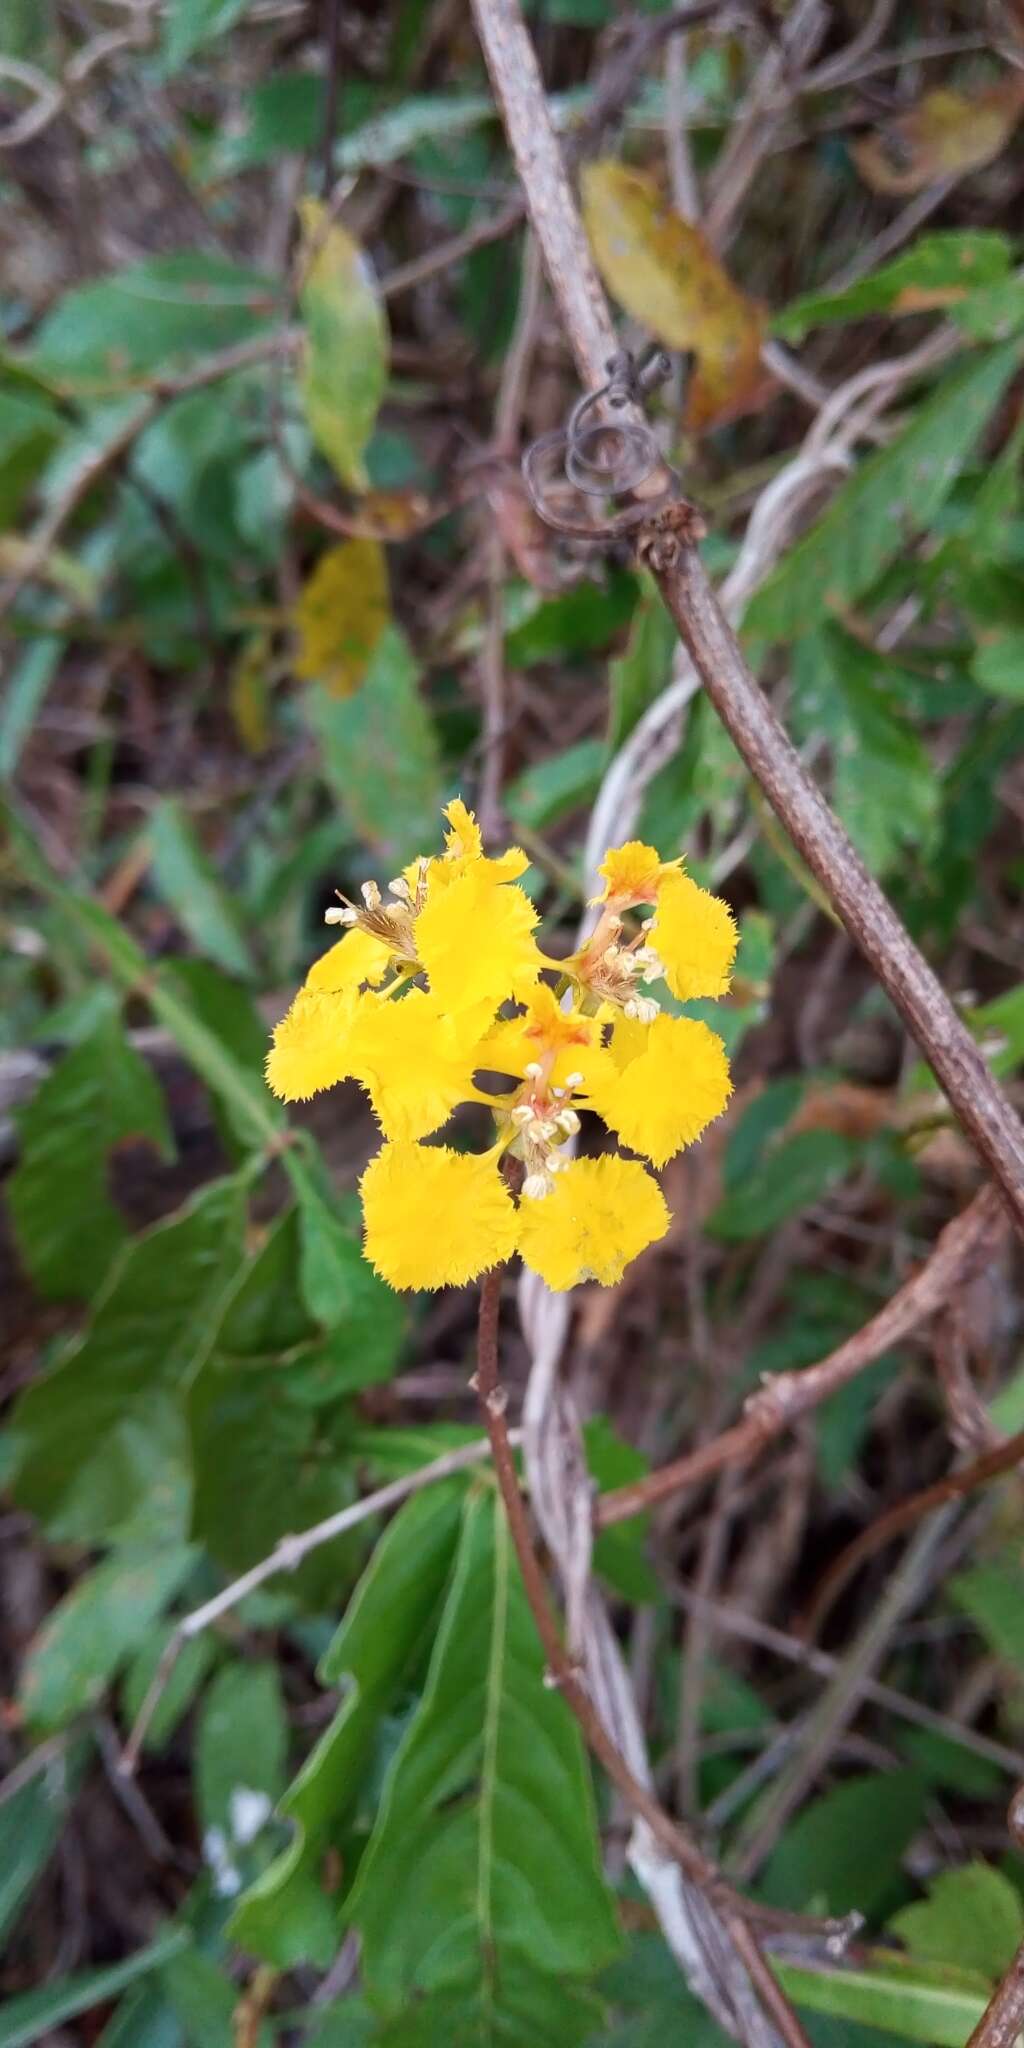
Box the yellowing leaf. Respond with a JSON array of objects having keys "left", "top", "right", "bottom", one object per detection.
[
  {"left": 230, "top": 635, "right": 272, "bottom": 754},
  {"left": 297, "top": 198, "right": 388, "bottom": 490},
  {"left": 293, "top": 538, "right": 390, "bottom": 698},
  {"left": 581, "top": 161, "right": 766, "bottom": 433},
  {"left": 853, "top": 78, "right": 1024, "bottom": 196}
]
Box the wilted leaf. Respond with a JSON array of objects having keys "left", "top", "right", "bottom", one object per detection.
[
  {"left": 297, "top": 199, "right": 388, "bottom": 491},
  {"left": 293, "top": 539, "right": 390, "bottom": 698},
  {"left": 853, "top": 78, "right": 1024, "bottom": 196},
  {"left": 582, "top": 161, "right": 766, "bottom": 432}
]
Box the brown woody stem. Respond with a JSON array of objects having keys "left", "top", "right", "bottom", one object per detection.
[{"left": 468, "top": 0, "right": 1024, "bottom": 1240}]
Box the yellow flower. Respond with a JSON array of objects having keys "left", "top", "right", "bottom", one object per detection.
[
  {"left": 478, "top": 986, "right": 612, "bottom": 1096},
  {"left": 304, "top": 927, "right": 393, "bottom": 994},
  {"left": 265, "top": 988, "right": 359, "bottom": 1101},
  {"left": 594, "top": 839, "right": 682, "bottom": 907},
  {"left": 440, "top": 796, "right": 528, "bottom": 885},
  {"left": 652, "top": 872, "right": 737, "bottom": 1000},
  {"left": 348, "top": 989, "right": 482, "bottom": 1142},
  {"left": 590, "top": 1013, "right": 732, "bottom": 1166},
  {"left": 414, "top": 860, "right": 542, "bottom": 1016},
  {"left": 517, "top": 1155, "right": 669, "bottom": 1291},
  {"left": 361, "top": 1141, "right": 518, "bottom": 1289}
]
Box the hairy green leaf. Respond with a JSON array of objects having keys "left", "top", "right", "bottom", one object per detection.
[{"left": 349, "top": 1489, "right": 621, "bottom": 2032}]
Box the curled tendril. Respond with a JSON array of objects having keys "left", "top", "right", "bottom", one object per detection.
[{"left": 523, "top": 345, "right": 681, "bottom": 540}]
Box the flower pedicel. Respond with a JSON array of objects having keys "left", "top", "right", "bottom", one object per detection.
[{"left": 266, "top": 800, "right": 737, "bottom": 1292}]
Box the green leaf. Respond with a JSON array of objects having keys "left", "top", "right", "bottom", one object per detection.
[
  {"left": 120, "top": 1627, "right": 220, "bottom": 1755},
  {"left": 162, "top": 0, "right": 251, "bottom": 73},
  {"left": 9, "top": 1178, "right": 247, "bottom": 1544},
  {"left": 0, "top": 815, "right": 283, "bottom": 1153},
  {"left": 0, "top": 1740, "right": 87, "bottom": 1942},
  {"left": 506, "top": 738, "right": 606, "bottom": 834},
  {"left": 195, "top": 1660, "right": 287, "bottom": 1838},
  {"left": 306, "top": 625, "right": 442, "bottom": 869},
  {"left": 585, "top": 1418, "right": 658, "bottom": 1604},
  {"left": 232, "top": 1481, "right": 465, "bottom": 1965},
  {"left": 774, "top": 1955, "right": 988, "bottom": 2048},
  {"left": 709, "top": 1130, "right": 856, "bottom": 1241},
  {"left": 337, "top": 93, "right": 495, "bottom": 175},
  {"left": 970, "top": 631, "right": 1024, "bottom": 700},
  {"left": 0, "top": 1931, "right": 189, "bottom": 2048},
  {"left": 8, "top": 1002, "right": 173, "bottom": 1300},
  {"left": 0, "top": 636, "right": 62, "bottom": 781},
  {"left": 349, "top": 1489, "right": 621, "bottom": 2027},
  {"left": 0, "top": 385, "right": 63, "bottom": 527},
  {"left": 29, "top": 255, "right": 279, "bottom": 392},
  {"left": 21, "top": 1545, "right": 196, "bottom": 1731},
  {"left": 794, "top": 629, "right": 939, "bottom": 874},
  {"left": 298, "top": 200, "right": 388, "bottom": 491},
  {"left": 148, "top": 801, "right": 255, "bottom": 979},
  {"left": 503, "top": 571, "right": 636, "bottom": 666},
  {"left": 607, "top": 577, "right": 677, "bottom": 752},
  {"left": 293, "top": 1169, "right": 405, "bottom": 1381},
  {"left": 890, "top": 1863, "right": 1024, "bottom": 1981},
  {"left": 760, "top": 1772, "right": 927, "bottom": 1918},
  {"left": 188, "top": 1361, "right": 360, "bottom": 1605},
  {"left": 950, "top": 1563, "right": 1024, "bottom": 1668},
  {"left": 746, "top": 343, "right": 1023, "bottom": 644},
  {"left": 774, "top": 232, "right": 1012, "bottom": 342},
  {"left": 162, "top": 957, "right": 275, "bottom": 1149}
]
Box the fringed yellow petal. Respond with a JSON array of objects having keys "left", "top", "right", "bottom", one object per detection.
[
  {"left": 594, "top": 840, "right": 681, "bottom": 906},
  {"left": 652, "top": 872, "right": 738, "bottom": 1000},
  {"left": 442, "top": 796, "right": 483, "bottom": 861},
  {"left": 360, "top": 1142, "right": 518, "bottom": 1290},
  {"left": 589, "top": 1013, "right": 732, "bottom": 1166},
  {"left": 478, "top": 987, "right": 613, "bottom": 1094},
  {"left": 436, "top": 797, "right": 528, "bottom": 886},
  {"left": 415, "top": 865, "right": 542, "bottom": 1016},
  {"left": 304, "top": 927, "right": 392, "bottom": 994},
  {"left": 518, "top": 1154, "right": 669, "bottom": 1291},
  {"left": 265, "top": 988, "right": 359, "bottom": 1101},
  {"left": 349, "top": 990, "right": 481, "bottom": 1142}
]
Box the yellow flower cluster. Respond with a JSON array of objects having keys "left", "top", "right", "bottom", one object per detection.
[{"left": 266, "top": 802, "right": 737, "bottom": 1293}]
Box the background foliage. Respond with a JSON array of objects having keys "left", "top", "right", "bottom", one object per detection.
[{"left": 2, "top": 2, "right": 1024, "bottom": 2044}]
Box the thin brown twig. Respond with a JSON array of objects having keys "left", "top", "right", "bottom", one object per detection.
[
  {"left": 671, "top": 1581, "right": 1024, "bottom": 1781},
  {"left": 596, "top": 1185, "right": 1006, "bottom": 1529},
  {"left": 803, "top": 1424, "right": 1024, "bottom": 1644},
  {"left": 468, "top": 0, "right": 1024, "bottom": 1239}
]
